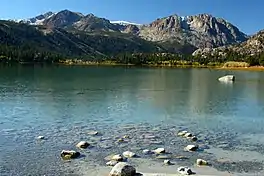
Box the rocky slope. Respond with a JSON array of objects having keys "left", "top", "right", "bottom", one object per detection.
[
  {"left": 0, "top": 20, "right": 163, "bottom": 59},
  {"left": 193, "top": 30, "right": 264, "bottom": 58},
  {"left": 19, "top": 10, "right": 247, "bottom": 51},
  {"left": 137, "top": 14, "right": 247, "bottom": 48}
]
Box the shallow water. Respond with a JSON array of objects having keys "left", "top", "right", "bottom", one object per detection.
[{"left": 1, "top": 65, "right": 264, "bottom": 175}]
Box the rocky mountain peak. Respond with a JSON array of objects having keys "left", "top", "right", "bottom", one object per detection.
[
  {"left": 42, "top": 10, "right": 83, "bottom": 28},
  {"left": 138, "top": 13, "right": 247, "bottom": 48}
]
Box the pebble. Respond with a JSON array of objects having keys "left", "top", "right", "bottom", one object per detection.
[
  {"left": 106, "top": 160, "right": 118, "bottom": 166},
  {"left": 197, "top": 159, "right": 208, "bottom": 166},
  {"left": 153, "top": 148, "right": 166, "bottom": 154},
  {"left": 177, "top": 166, "right": 194, "bottom": 175},
  {"left": 76, "top": 141, "right": 90, "bottom": 149},
  {"left": 164, "top": 159, "right": 172, "bottom": 165},
  {"left": 112, "top": 154, "right": 124, "bottom": 161},
  {"left": 123, "top": 151, "right": 136, "bottom": 158},
  {"left": 177, "top": 131, "right": 188, "bottom": 136},
  {"left": 87, "top": 131, "right": 99, "bottom": 135},
  {"left": 184, "top": 145, "right": 199, "bottom": 152},
  {"left": 142, "top": 149, "right": 153, "bottom": 155}
]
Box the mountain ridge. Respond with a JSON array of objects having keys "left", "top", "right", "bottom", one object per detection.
[{"left": 15, "top": 9, "right": 247, "bottom": 50}]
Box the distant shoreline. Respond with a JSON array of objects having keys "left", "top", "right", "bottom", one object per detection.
[
  {"left": 2, "top": 61, "right": 264, "bottom": 71},
  {"left": 58, "top": 61, "right": 264, "bottom": 71}
]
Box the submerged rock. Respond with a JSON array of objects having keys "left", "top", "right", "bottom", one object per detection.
[
  {"left": 156, "top": 155, "right": 172, "bottom": 159},
  {"left": 60, "top": 150, "right": 80, "bottom": 160},
  {"left": 153, "top": 148, "right": 166, "bottom": 154},
  {"left": 189, "top": 136, "right": 198, "bottom": 142},
  {"left": 175, "top": 156, "right": 189, "bottom": 160},
  {"left": 123, "top": 151, "right": 136, "bottom": 158},
  {"left": 177, "top": 131, "right": 188, "bottom": 136},
  {"left": 218, "top": 75, "right": 235, "bottom": 82},
  {"left": 177, "top": 166, "right": 194, "bottom": 175},
  {"left": 87, "top": 131, "right": 99, "bottom": 135},
  {"left": 184, "top": 133, "right": 193, "bottom": 138},
  {"left": 196, "top": 159, "right": 208, "bottom": 166},
  {"left": 76, "top": 141, "right": 90, "bottom": 149},
  {"left": 109, "top": 162, "right": 136, "bottom": 176},
  {"left": 142, "top": 149, "right": 153, "bottom": 155},
  {"left": 164, "top": 159, "right": 172, "bottom": 165},
  {"left": 37, "top": 136, "right": 45, "bottom": 140},
  {"left": 184, "top": 145, "right": 199, "bottom": 152}
]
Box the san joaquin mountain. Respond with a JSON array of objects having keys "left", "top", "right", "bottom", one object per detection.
[{"left": 20, "top": 10, "right": 247, "bottom": 50}]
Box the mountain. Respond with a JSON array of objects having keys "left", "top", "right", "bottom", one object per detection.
[
  {"left": 137, "top": 14, "right": 247, "bottom": 48},
  {"left": 73, "top": 14, "right": 120, "bottom": 32},
  {"left": 193, "top": 30, "right": 264, "bottom": 57},
  {"left": 20, "top": 12, "right": 55, "bottom": 25},
  {"left": 0, "top": 20, "right": 164, "bottom": 62},
  {"left": 42, "top": 10, "right": 84, "bottom": 28},
  {"left": 19, "top": 10, "right": 247, "bottom": 51}
]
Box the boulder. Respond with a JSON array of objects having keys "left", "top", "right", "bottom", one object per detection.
[
  {"left": 37, "top": 136, "right": 45, "bottom": 140},
  {"left": 76, "top": 141, "right": 90, "bottom": 149},
  {"left": 109, "top": 162, "right": 136, "bottom": 176},
  {"left": 123, "top": 151, "right": 136, "bottom": 158},
  {"left": 177, "top": 166, "right": 194, "bottom": 175},
  {"left": 177, "top": 131, "right": 188, "bottom": 136},
  {"left": 184, "top": 145, "right": 199, "bottom": 152},
  {"left": 60, "top": 150, "right": 80, "bottom": 159},
  {"left": 197, "top": 159, "right": 208, "bottom": 166},
  {"left": 218, "top": 75, "right": 235, "bottom": 82},
  {"left": 106, "top": 160, "right": 119, "bottom": 166},
  {"left": 153, "top": 148, "right": 165, "bottom": 154},
  {"left": 112, "top": 154, "right": 124, "bottom": 161}
]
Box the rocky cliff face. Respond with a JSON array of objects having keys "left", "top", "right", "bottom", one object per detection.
[
  {"left": 73, "top": 14, "right": 120, "bottom": 32},
  {"left": 193, "top": 30, "right": 264, "bottom": 57},
  {"left": 138, "top": 14, "right": 247, "bottom": 48}
]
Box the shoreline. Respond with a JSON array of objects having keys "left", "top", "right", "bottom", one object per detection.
[
  {"left": 59, "top": 62, "right": 264, "bottom": 71},
  {"left": 2, "top": 62, "right": 264, "bottom": 71}
]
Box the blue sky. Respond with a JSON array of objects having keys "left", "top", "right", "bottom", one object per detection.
[{"left": 0, "top": 0, "right": 263, "bottom": 34}]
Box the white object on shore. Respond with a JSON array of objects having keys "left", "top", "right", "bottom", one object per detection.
[
  {"left": 37, "top": 136, "right": 45, "bottom": 140},
  {"left": 218, "top": 75, "right": 235, "bottom": 82},
  {"left": 109, "top": 162, "right": 136, "bottom": 176},
  {"left": 177, "top": 166, "right": 194, "bottom": 175}
]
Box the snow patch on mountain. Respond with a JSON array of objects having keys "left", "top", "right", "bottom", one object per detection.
[{"left": 110, "top": 20, "right": 142, "bottom": 26}]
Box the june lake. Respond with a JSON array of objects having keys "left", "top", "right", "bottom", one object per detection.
[{"left": 1, "top": 65, "right": 264, "bottom": 176}]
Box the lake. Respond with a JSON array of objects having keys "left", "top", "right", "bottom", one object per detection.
[{"left": 1, "top": 65, "right": 264, "bottom": 176}]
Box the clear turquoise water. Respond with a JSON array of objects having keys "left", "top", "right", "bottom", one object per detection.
[{"left": 1, "top": 65, "right": 264, "bottom": 175}]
